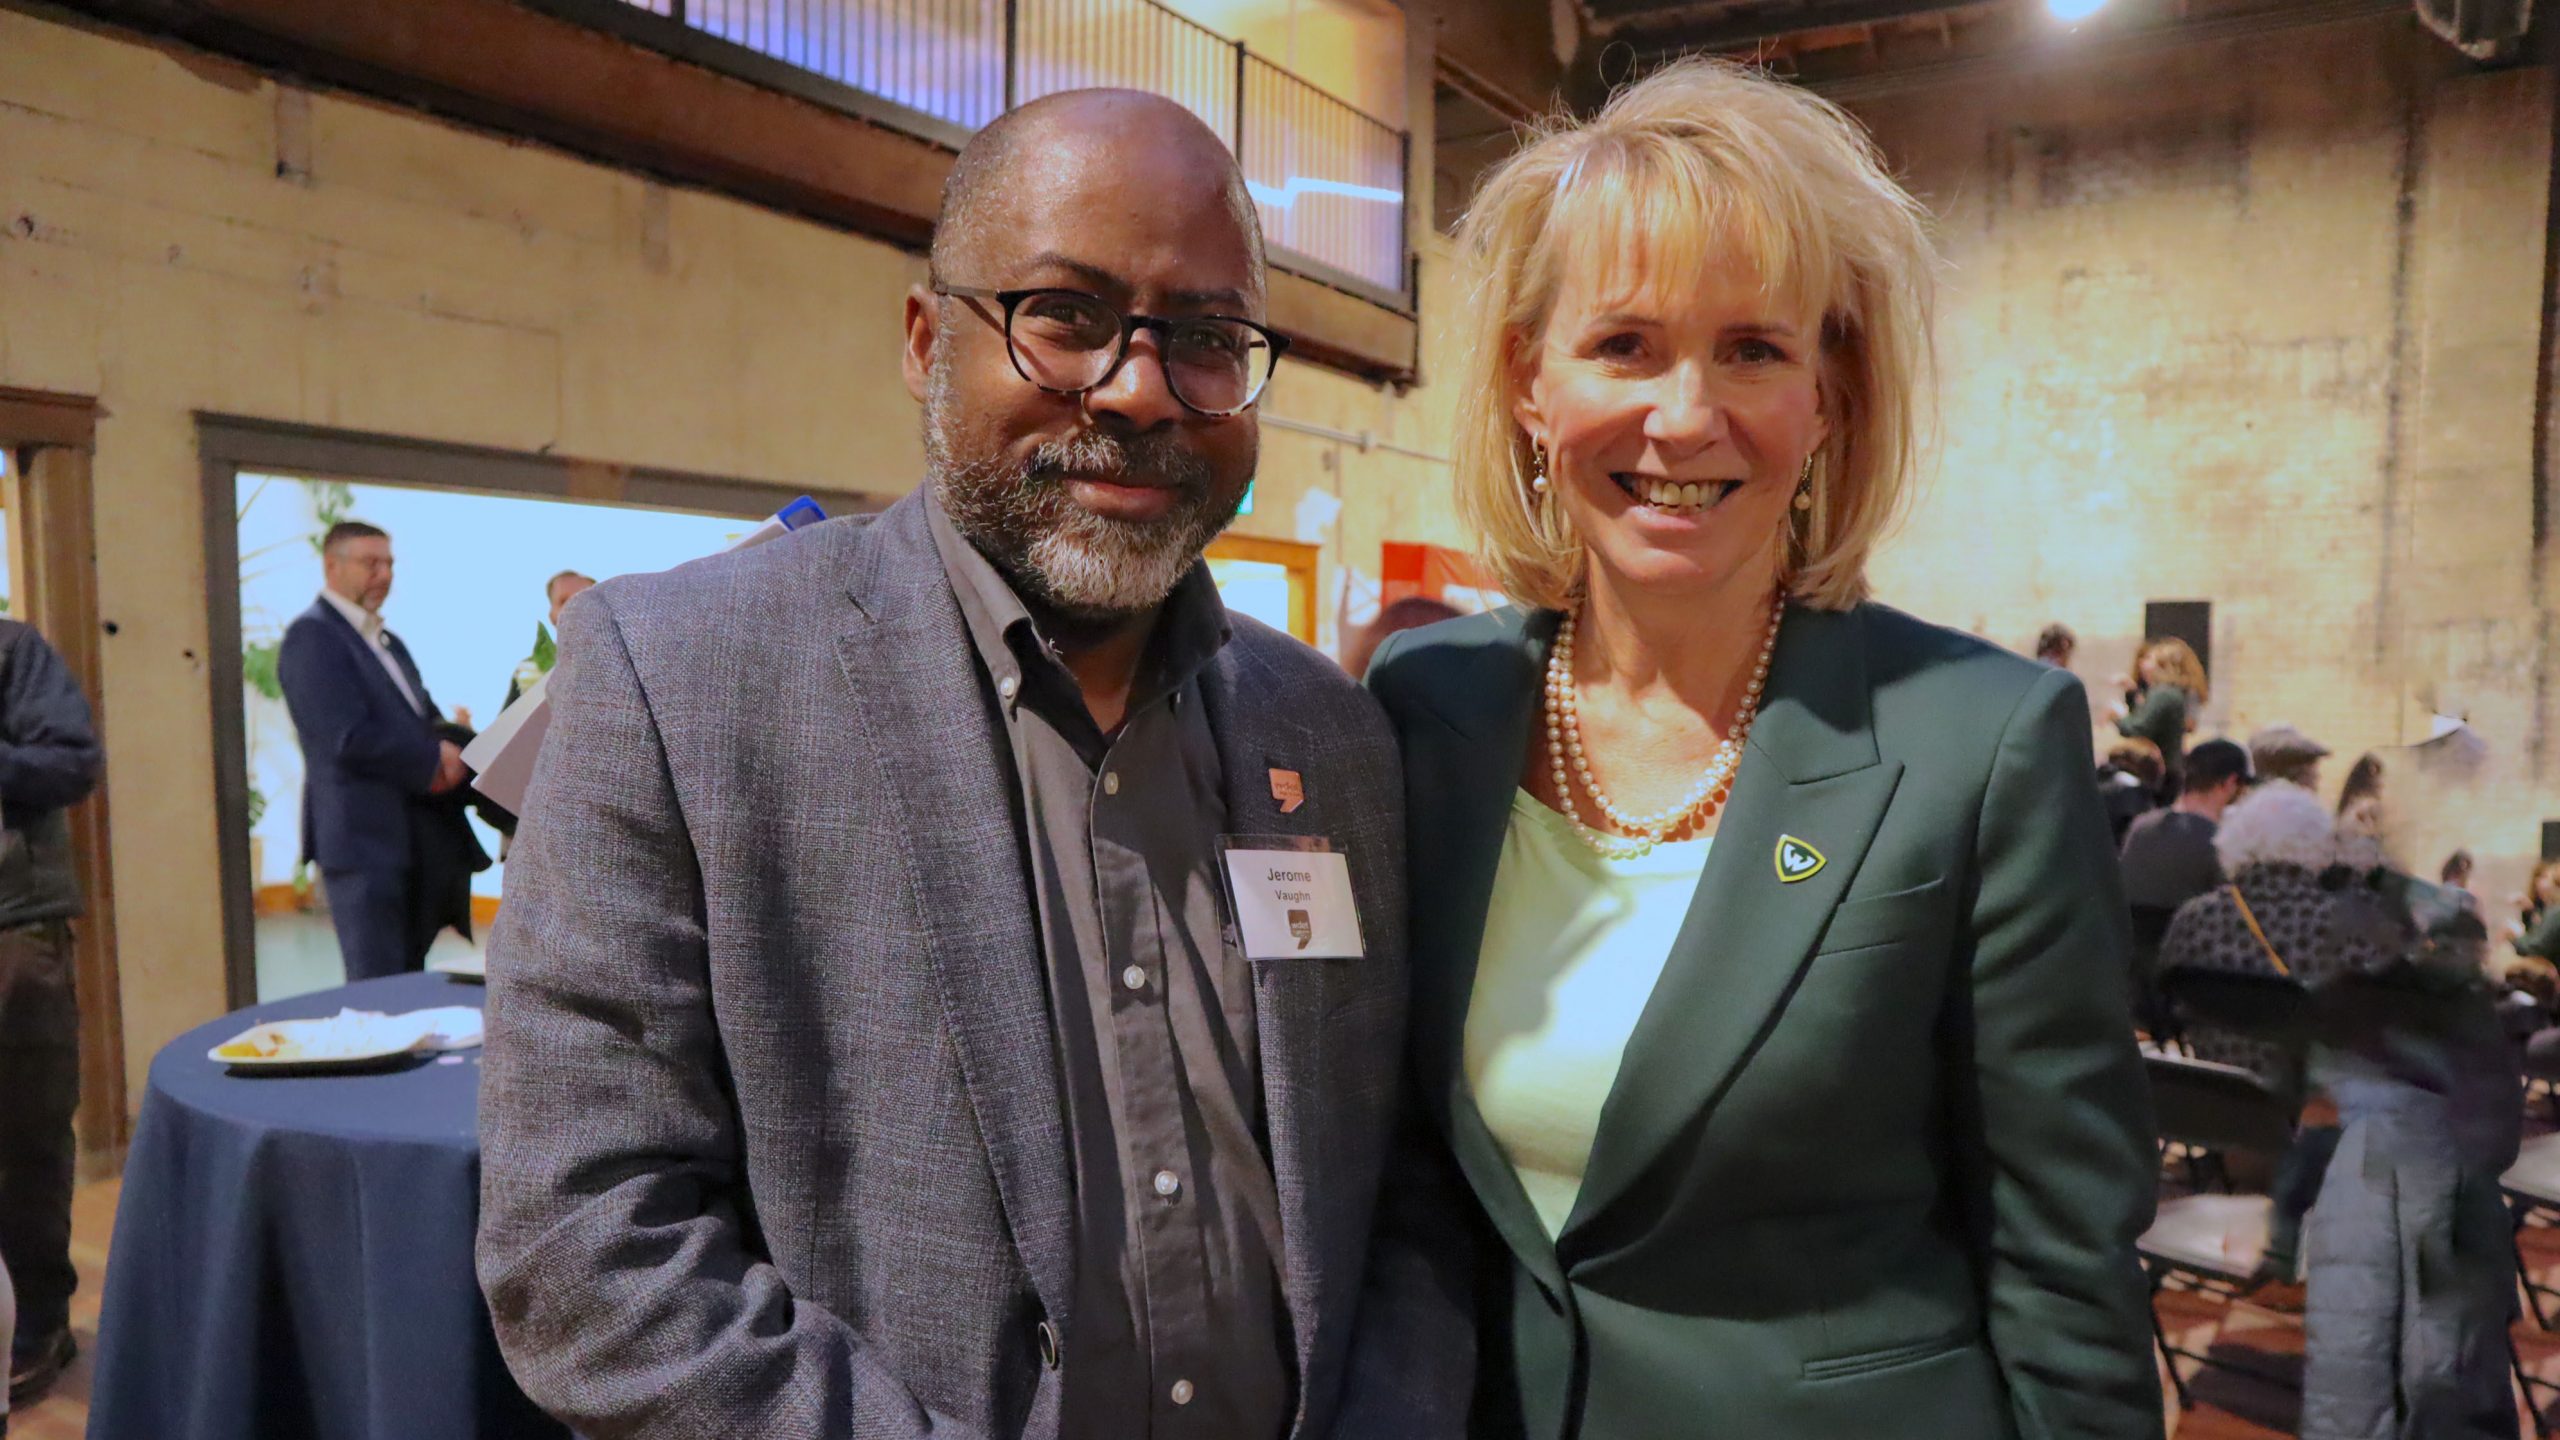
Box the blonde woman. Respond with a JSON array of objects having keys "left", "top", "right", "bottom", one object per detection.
[
  {"left": 2111, "top": 638, "right": 2208, "bottom": 799},
  {"left": 2516, "top": 859, "right": 2560, "bottom": 960},
  {"left": 1366, "top": 60, "right": 2160, "bottom": 1438}
]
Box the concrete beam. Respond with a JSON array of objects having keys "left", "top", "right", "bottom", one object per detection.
[{"left": 45, "top": 0, "right": 1422, "bottom": 382}]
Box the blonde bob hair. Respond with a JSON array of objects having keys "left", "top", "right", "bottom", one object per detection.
[{"left": 1449, "top": 57, "right": 1937, "bottom": 613}]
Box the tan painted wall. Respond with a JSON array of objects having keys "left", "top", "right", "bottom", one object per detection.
[
  {"left": 1848, "top": 19, "right": 2556, "bottom": 910},
  {"left": 1, "top": 9, "right": 932, "bottom": 1094},
  {"left": 0, "top": 7, "right": 1472, "bottom": 1096}
]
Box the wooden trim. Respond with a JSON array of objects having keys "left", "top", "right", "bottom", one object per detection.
[
  {"left": 0, "top": 388, "right": 98, "bottom": 452},
  {"left": 472, "top": 894, "right": 500, "bottom": 931},
  {"left": 201, "top": 444, "right": 260, "bottom": 1012},
  {"left": 1269, "top": 270, "right": 1421, "bottom": 384},
  {"left": 12, "top": 440, "right": 130, "bottom": 1158},
  {"left": 195, "top": 415, "right": 878, "bottom": 523},
  {"left": 1207, "top": 533, "right": 1320, "bottom": 645}
]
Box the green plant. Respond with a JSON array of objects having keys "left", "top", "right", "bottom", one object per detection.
[
  {"left": 246, "top": 785, "right": 267, "bottom": 829},
  {"left": 531, "top": 621, "right": 557, "bottom": 675},
  {"left": 241, "top": 637, "right": 284, "bottom": 701},
  {"left": 301, "top": 479, "right": 355, "bottom": 550}
]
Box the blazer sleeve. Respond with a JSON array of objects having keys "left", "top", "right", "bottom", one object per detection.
[
  {"left": 1332, "top": 624, "right": 1477, "bottom": 1437},
  {"left": 474, "top": 592, "right": 988, "bottom": 1440},
  {"left": 2518, "top": 906, "right": 2560, "bottom": 962},
  {"left": 278, "top": 619, "right": 440, "bottom": 793},
  {"left": 2113, "top": 685, "right": 2186, "bottom": 755},
  {"left": 1962, "top": 667, "right": 2164, "bottom": 1440},
  {"left": 0, "top": 628, "right": 101, "bottom": 815}
]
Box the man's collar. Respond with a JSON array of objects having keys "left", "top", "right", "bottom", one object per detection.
[
  {"left": 922, "top": 489, "right": 1230, "bottom": 703},
  {"left": 318, "top": 587, "right": 379, "bottom": 638}
]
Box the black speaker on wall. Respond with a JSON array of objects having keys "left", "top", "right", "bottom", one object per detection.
[
  {"left": 2143, "top": 600, "right": 2212, "bottom": 678},
  {"left": 2542, "top": 820, "right": 2560, "bottom": 862}
]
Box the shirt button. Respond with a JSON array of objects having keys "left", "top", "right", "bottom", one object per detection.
[
  {"left": 1121, "top": 965, "right": 1147, "bottom": 992},
  {"left": 1103, "top": 771, "right": 1121, "bottom": 796},
  {"left": 996, "top": 674, "right": 1019, "bottom": 701},
  {"left": 1153, "top": 1168, "right": 1181, "bottom": 1199},
  {"left": 1170, "top": 1379, "right": 1195, "bottom": 1406}
]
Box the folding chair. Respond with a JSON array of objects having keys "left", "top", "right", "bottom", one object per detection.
[
  {"left": 2139, "top": 1050, "right": 2301, "bottom": 1409},
  {"left": 2153, "top": 968, "right": 2310, "bottom": 1189},
  {"left": 2504, "top": 1132, "right": 2560, "bottom": 1434}
]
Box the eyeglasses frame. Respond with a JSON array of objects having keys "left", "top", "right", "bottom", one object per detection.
[{"left": 932, "top": 283, "right": 1290, "bottom": 418}]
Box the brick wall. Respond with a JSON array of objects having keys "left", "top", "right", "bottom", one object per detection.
[
  {"left": 1848, "top": 19, "right": 2556, "bottom": 911},
  {"left": 0, "top": 6, "right": 1468, "bottom": 1083}
]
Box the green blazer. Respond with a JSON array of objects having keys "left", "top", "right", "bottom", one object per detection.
[{"left": 1368, "top": 603, "right": 2162, "bottom": 1440}]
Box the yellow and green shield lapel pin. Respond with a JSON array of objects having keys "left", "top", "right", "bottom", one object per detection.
[{"left": 1774, "top": 835, "right": 1826, "bottom": 883}]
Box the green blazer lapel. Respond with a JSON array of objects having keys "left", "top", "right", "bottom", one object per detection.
[
  {"left": 1400, "top": 609, "right": 1569, "bottom": 1296},
  {"left": 1560, "top": 604, "right": 1905, "bottom": 1254}
]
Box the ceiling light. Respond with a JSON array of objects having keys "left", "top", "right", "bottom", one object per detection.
[{"left": 2047, "top": 0, "right": 2109, "bottom": 20}]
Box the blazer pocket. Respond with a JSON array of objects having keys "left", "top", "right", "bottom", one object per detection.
[
  {"left": 1800, "top": 1331, "right": 1975, "bottom": 1383},
  {"left": 1814, "top": 878, "right": 1948, "bottom": 957}
]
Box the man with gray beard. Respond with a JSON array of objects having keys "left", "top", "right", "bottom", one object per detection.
[{"left": 477, "top": 89, "right": 1470, "bottom": 1440}]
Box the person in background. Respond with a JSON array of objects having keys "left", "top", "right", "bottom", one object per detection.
[
  {"left": 2304, "top": 827, "right": 2520, "bottom": 1436},
  {"left": 1341, "top": 595, "right": 1461, "bottom": 680},
  {"left": 278, "top": 521, "right": 484, "bottom": 981},
  {"left": 2153, "top": 786, "right": 2343, "bottom": 1304},
  {"left": 2034, "top": 621, "right": 2076, "bottom": 669},
  {"left": 2120, "top": 737, "right": 2252, "bottom": 1034},
  {"left": 483, "top": 569, "right": 597, "bottom": 851},
  {"left": 2438, "top": 850, "right": 2480, "bottom": 915},
  {"left": 2335, "top": 752, "right": 2386, "bottom": 849},
  {"left": 2514, "top": 860, "right": 2560, "bottom": 960},
  {"left": 0, "top": 618, "right": 104, "bottom": 1412},
  {"left": 2109, "top": 637, "right": 2206, "bottom": 803},
  {"left": 503, "top": 570, "right": 595, "bottom": 713},
  {"left": 2248, "top": 722, "right": 2332, "bottom": 793},
  {"left": 2097, "top": 735, "right": 2165, "bottom": 847}
]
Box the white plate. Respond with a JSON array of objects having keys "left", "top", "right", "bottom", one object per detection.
[{"left": 209, "top": 1010, "right": 434, "bottom": 1072}]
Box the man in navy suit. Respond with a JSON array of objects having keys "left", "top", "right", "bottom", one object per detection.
[{"left": 279, "top": 520, "right": 476, "bottom": 981}]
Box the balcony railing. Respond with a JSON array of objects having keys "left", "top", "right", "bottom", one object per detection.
[{"left": 593, "top": 0, "right": 1411, "bottom": 307}]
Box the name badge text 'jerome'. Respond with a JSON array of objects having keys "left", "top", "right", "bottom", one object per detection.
[{"left": 1223, "top": 848, "right": 1364, "bottom": 960}]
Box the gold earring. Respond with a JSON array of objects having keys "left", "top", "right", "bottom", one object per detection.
[
  {"left": 1531, "top": 443, "right": 1551, "bottom": 495},
  {"left": 1793, "top": 454, "right": 1815, "bottom": 511}
]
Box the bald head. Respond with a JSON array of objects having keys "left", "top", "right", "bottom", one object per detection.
[{"left": 931, "top": 89, "right": 1265, "bottom": 297}]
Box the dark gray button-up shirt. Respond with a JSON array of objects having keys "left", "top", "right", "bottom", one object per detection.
[{"left": 927, "top": 499, "right": 1291, "bottom": 1440}]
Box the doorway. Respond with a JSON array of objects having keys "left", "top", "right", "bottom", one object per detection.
[{"left": 201, "top": 417, "right": 877, "bottom": 1009}]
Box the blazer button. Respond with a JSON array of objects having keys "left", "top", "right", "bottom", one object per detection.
[{"left": 1037, "top": 1319, "right": 1061, "bottom": 1370}]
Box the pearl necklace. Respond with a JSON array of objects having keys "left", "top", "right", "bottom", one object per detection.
[{"left": 1542, "top": 597, "right": 1785, "bottom": 859}]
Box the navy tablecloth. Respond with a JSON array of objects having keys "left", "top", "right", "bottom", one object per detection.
[{"left": 86, "top": 971, "right": 566, "bottom": 1440}]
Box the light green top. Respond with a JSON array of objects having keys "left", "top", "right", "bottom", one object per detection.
[{"left": 1464, "top": 789, "right": 1711, "bottom": 1238}]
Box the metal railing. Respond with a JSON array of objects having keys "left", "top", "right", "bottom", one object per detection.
[{"left": 600, "top": 0, "right": 1410, "bottom": 305}]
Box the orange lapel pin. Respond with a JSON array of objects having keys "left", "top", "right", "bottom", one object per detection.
[{"left": 1269, "top": 768, "right": 1305, "bottom": 815}]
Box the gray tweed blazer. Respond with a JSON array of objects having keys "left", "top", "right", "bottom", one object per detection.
[{"left": 475, "top": 490, "right": 1470, "bottom": 1439}]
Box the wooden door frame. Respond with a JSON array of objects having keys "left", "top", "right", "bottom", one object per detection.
[
  {"left": 1206, "top": 533, "right": 1321, "bottom": 645},
  {"left": 0, "top": 386, "right": 128, "bottom": 1173},
  {"left": 197, "top": 415, "right": 879, "bottom": 1009}
]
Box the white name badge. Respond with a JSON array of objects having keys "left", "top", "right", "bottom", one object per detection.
[{"left": 1221, "top": 848, "right": 1365, "bottom": 960}]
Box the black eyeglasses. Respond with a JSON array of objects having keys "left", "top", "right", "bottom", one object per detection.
[{"left": 934, "top": 284, "right": 1288, "bottom": 418}]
